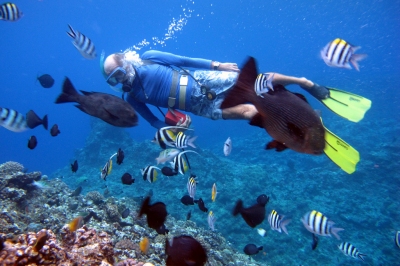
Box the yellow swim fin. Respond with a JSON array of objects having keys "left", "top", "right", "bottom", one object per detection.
[
  {"left": 322, "top": 87, "right": 372, "bottom": 122},
  {"left": 322, "top": 122, "right": 360, "bottom": 174},
  {"left": 301, "top": 84, "right": 372, "bottom": 122}
]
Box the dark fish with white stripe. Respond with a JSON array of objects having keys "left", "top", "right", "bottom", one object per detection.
[
  {"left": 55, "top": 77, "right": 138, "bottom": 127},
  {"left": 170, "top": 150, "right": 199, "bottom": 175},
  {"left": 0, "top": 2, "right": 23, "bottom": 21},
  {"left": 187, "top": 175, "right": 197, "bottom": 199},
  {"left": 221, "top": 57, "right": 325, "bottom": 155},
  {"left": 301, "top": 210, "right": 344, "bottom": 240},
  {"left": 175, "top": 131, "right": 197, "bottom": 149},
  {"left": 66, "top": 24, "right": 96, "bottom": 59},
  {"left": 267, "top": 209, "right": 291, "bottom": 235},
  {"left": 141, "top": 165, "right": 160, "bottom": 183},
  {"left": 254, "top": 73, "right": 274, "bottom": 97},
  {"left": 338, "top": 242, "right": 367, "bottom": 261},
  {"left": 320, "top": 38, "right": 367, "bottom": 71},
  {"left": 27, "top": 136, "right": 37, "bottom": 149}
]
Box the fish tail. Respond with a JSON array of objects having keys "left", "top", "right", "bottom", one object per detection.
[
  {"left": 138, "top": 196, "right": 151, "bottom": 217},
  {"left": 331, "top": 227, "right": 344, "bottom": 240},
  {"left": 187, "top": 136, "right": 198, "bottom": 148},
  {"left": 358, "top": 253, "right": 367, "bottom": 262},
  {"left": 220, "top": 57, "right": 258, "bottom": 109},
  {"left": 232, "top": 199, "right": 243, "bottom": 216},
  {"left": 42, "top": 115, "right": 48, "bottom": 130},
  {"left": 280, "top": 219, "right": 291, "bottom": 235},
  {"left": 66, "top": 24, "right": 76, "bottom": 38},
  {"left": 350, "top": 54, "right": 367, "bottom": 71},
  {"left": 55, "top": 77, "right": 80, "bottom": 104}
]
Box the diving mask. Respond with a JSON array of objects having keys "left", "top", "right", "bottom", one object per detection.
[{"left": 106, "top": 67, "right": 127, "bottom": 86}]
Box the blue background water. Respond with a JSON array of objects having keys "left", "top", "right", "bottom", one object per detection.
[{"left": 1, "top": 0, "right": 399, "bottom": 265}]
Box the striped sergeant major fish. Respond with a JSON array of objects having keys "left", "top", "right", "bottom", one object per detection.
[
  {"left": 0, "top": 108, "right": 48, "bottom": 132},
  {"left": 0, "top": 2, "right": 23, "bottom": 21},
  {"left": 170, "top": 150, "right": 199, "bottom": 175},
  {"left": 254, "top": 73, "right": 275, "bottom": 97},
  {"left": 141, "top": 165, "right": 160, "bottom": 183},
  {"left": 338, "top": 242, "right": 367, "bottom": 261},
  {"left": 100, "top": 159, "right": 112, "bottom": 180},
  {"left": 208, "top": 211, "right": 216, "bottom": 231},
  {"left": 301, "top": 210, "right": 344, "bottom": 240},
  {"left": 175, "top": 131, "right": 197, "bottom": 149},
  {"left": 267, "top": 210, "right": 291, "bottom": 235},
  {"left": 320, "top": 38, "right": 367, "bottom": 71},
  {"left": 66, "top": 24, "right": 96, "bottom": 59},
  {"left": 187, "top": 175, "right": 197, "bottom": 199}
]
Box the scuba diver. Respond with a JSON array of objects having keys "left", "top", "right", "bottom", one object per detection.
[{"left": 101, "top": 50, "right": 371, "bottom": 174}]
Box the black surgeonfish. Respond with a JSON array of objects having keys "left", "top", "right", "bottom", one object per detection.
[
  {"left": 116, "top": 148, "right": 124, "bottom": 165},
  {"left": 181, "top": 195, "right": 196, "bottom": 206},
  {"left": 71, "top": 160, "right": 78, "bottom": 173},
  {"left": 55, "top": 77, "right": 138, "bottom": 127},
  {"left": 121, "top": 173, "right": 135, "bottom": 185},
  {"left": 50, "top": 124, "right": 60, "bottom": 136},
  {"left": 26, "top": 110, "right": 48, "bottom": 130},
  {"left": 244, "top": 244, "right": 263, "bottom": 255},
  {"left": 165, "top": 235, "right": 207, "bottom": 266},
  {"left": 161, "top": 166, "right": 178, "bottom": 176},
  {"left": 233, "top": 194, "right": 270, "bottom": 228},
  {"left": 139, "top": 196, "right": 168, "bottom": 233},
  {"left": 197, "top": 198, "right": 208, "bottom": 213},
  {"left": 27, "top": 136, "right": 37, "bottom": 149},
  {"left": 69, "top": 186, "right": 82, "bottom": 197},
  {"left": 37, "top": 74, "right": 54, "bottom": 88},
  {"left": 220, "top": 57, "right": 325, "bottom": 155},
  {"left": 121, "top": 208, "right": 130, "bottom": 219}
]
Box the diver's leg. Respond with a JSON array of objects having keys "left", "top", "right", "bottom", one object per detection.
[
  {"left": 222, "top": 104, "right": 257, "bottom": 120},
  {"left": 267, "top": 73, "right": 314, "bottom": 88}
]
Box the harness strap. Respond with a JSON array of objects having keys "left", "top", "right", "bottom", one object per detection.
[
  {"left": 179, "top": 75, "right": 188, "bottom": 110},
  {"left": 168, "top": 70, "right": 179, "bottom": 108}
]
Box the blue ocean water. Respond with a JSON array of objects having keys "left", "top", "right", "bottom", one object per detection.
[{"left": 0, "top": 0, "right": 399, "bottom": 265}]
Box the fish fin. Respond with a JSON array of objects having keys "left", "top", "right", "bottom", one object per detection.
[
  {"left": 350, "top": 54, "right": 367, "bottom": 71},
  {"left": 287, "top": 122, "right": 305, "bottom": 139},
  {"left": 280, "top": 219, "right": 291, "bottom": 235},
  {"left": 55, "top": 77, "right": 80, "bottom": 104},
  {"left": 292, "top": 93, "right": 309, "bottom": 103},
  {"left": 358, "top": 253, "right": 367, "bottom": 262},
  {"left": 220, "top": 57, "right": 258, "bottom": 109},
  {"left": 74, "top": 105, "right": 89, "bottom": 114},
  {"left": 80, "top": 90, "right": 94, "bottom": 96},
  {"left": 249, "top": 113, "right": 264, "bottom": 128},
  {"left": 266, "top": 140, "right": 287, "bottom": 152},
  {"left": 187, "top": 136, "right": 198, "bottom": 148},
  {"left": 103, "top": 108, "right": 119, "bottom": 120},
  {"left": 232, "top": 199, "right": 243, "bottom": 216},
  {"left": 66, "top": 24, "right": 76, "bottom": 38},
  {"left": 138, "top": 196, "right": 151, "bottom": 217},
  {"left": 258, "top": 246, "right": 263, "bottom": 251},
  {"left": 331, "top": 227, "right": 344, "bottom": 240}
]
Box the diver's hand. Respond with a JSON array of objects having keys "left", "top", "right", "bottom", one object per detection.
[
  {"left": 170, "top": 114, "right": 192, "bottom": 134},
  {"left": 220, "top": 63, "right": 240, "bottom": 72}
]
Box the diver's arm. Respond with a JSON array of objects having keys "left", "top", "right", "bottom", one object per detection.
[{"left": 126, "top": 96, "right": 167, "bottom": 129}]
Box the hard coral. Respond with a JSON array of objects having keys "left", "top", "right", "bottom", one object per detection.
[
  {"left": 86, "top": 191, "right": 105, "bottom": 204},
  {"left": 0, "top": 161, "right": 24, "bottom": 175},
  {"left": 115, "top": 239, "right": 136, "bottom": 250},
  {"left": 105, "top": 203, "right": 121, "bottom": 222}
]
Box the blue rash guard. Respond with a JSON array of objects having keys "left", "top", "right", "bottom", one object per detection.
[{"left": 126, "top": 50, "right": 212, "bottom": 129}]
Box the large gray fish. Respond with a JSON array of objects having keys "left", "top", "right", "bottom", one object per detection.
[
  {"left": 221, "top": 57, "right": 325, "bottom": 155},
  {"left": 55, "top": 77, "right": 138, "bottom": 127}
]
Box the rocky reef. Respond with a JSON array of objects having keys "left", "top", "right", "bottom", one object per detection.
[{"left": 0, "top": 160, "right": 261, "bottom": 265}]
